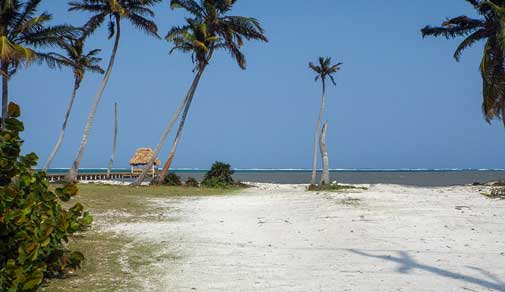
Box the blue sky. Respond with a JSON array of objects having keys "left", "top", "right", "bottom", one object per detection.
[{"left": 14, "top": 0, "right": 505, "bottom": 169}]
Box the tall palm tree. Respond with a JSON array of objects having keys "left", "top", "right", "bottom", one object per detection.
[
  {"left": 66, "top": 0, "right": 161, "bottom": 182},
  {"left": 422, "top": 0, "right": 505, "bottom": 126},
  {"left": 42, "top": 36, "right": 104, "bottom": 171},
  {"left": 0, "top": 0, "right": 78, "bottom": 130},
  {"left": 309, "top": 57, "right": 342, "bottom": 186},
  {"left": 132, "top": 0, "right": 268, "bottom": 186}
]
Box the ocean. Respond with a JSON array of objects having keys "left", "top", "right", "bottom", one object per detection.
[{"left": 44, "top": 169, "right": 505, "bottom": 187}]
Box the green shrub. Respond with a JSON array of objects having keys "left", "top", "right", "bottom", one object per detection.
[
  {"left": 0, "top": 103, "right": 92, "bottom": 291},
  {"left": 163, "top": 173, "right": 182, "bottom": 186},
  {"left": 201, "top": 161, "right": 234, "bottom": 188},
  {"left": 185, "top": 177, "right": 199, "bottom": 187}
]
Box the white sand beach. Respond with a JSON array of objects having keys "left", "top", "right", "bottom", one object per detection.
[{"left": 97, "top": 183, "right": 505, "bottom": 292}]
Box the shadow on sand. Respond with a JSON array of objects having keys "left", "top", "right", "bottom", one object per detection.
[{"left": 349, "top": 249, "right": 505, "bottom": 291}]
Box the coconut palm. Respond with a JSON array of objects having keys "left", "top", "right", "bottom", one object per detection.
[
  {"left": 66, "top": 0, "right": 161, "bottom": 181},
  {"left": 421, "top": 0, "right": 505, "bottom": 126},
  {"left": 42, "top": 37, "right": 104, "bottom": 171},
  {"left": 309, "top": 57, "right": 342, "bottom": 186},
  {"left": 0, "top": 0, "right": 78, "bottom": 129},
  {"left": 132, "top": 0, "right": 268, "bottom": 185}
]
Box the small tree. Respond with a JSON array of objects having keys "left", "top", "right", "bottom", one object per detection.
[
  {"left": 0, "top": 103, "right": 92, "bottom": 291},
  {"left": 202, "top": 161, "right": 235, "bottom": 188}
]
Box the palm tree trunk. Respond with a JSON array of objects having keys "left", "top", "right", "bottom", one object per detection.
[
  {"left": 157, "top": 50, "right": 216, "bottom": 182},
  {"left": 66, "top": 19, "right": 121, "bottom": 182},
  {"left": 132, "top": 64, "right": 207, "bottom": 186},
  {"left": 157, "top": 75, "right": 199, "bottom": 180},
  {"left": 311, "top": 79, "right": 326, "bottom": 185},
  {"left": 319, "top": 121, "right": 330, "bottom": 186},
  {"left": 107, "top": 102, "right": 118, "bottom": 178},
  {"left": 1, "top": 62, "right": 9, "bottom": 131},
  {"left": 43, "top": 78, "right": 80, "bottom": 171}
]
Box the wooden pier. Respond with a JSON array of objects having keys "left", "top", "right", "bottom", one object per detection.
[{"left": 46, "top": 172, "right": 151, "bottom": 182}]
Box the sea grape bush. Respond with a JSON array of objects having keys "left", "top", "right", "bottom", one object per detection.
[
  {"left": 201, "top": 161, "right": 235, "bottom": 188},
  {"left": 163, "top": 173, "right": 182, "bottom": 186},
  {"left": 185, "top": 177, "right": 199, "bottom": 187},
  {"left": 0, "top": 103, "right": 92, "bottom": 291}
]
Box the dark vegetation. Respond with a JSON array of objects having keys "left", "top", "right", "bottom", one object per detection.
[
  {"left": 158, "top": 162, "right": 242, "bottom": 189},
  {"left": 185, "top": 177, "right": 199, "bottom": 187},
  {"left": 202, "top": 162, "right": 236, "bottom": 188},
  {"left": 162, "top": 173, "right": 182, "bottom": 186},
  {"left": 308, "top": 183, "right": 368, "bottom": 192},
  {"left": 0, "top": 104, "right": 91, "bottom": 291}
]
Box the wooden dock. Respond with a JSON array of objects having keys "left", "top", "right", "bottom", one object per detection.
[{"left": 46, "top": 172, "right": 150, "bottom": 182}]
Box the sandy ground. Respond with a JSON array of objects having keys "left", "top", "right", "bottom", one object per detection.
[{"left": 105, "top": 183, "right": 505, "bottom": 292}]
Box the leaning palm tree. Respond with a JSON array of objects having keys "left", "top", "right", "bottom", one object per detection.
[
  {"left": 309, "top": 57, "right": 342, "bottom": 186},
  {"left": 0, "top": 0, "right": 78, "bottom": 129},
  {"left": 422, "top": 0, "right": 505, "bottom": 126},
  {"left": 66, "top": 0, "right": 161, "bottom": 182},
  {"left": 132, "top": 0, "right": 268, "bottom": 186},
  {"left": 42, "top": 37, "right": 104, "bottom": 171}
]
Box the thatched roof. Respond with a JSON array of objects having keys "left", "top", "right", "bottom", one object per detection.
[{"left": 129, "top": 148, "right": 161, "bottom": 166}]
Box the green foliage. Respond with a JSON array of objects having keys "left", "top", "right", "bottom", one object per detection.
[
  {"left": 201, "top": 161, "right": 234, "bottom": 188},
  {"left": 309, "top": 57, "right": 342, "bottom": 85},
  {"left": 0, "top": 0, "right": 79, "bottom": 78},
  {"left": 168, "top": 0, "right": 268, "bottom": 70},
  {"left": 0, "top": 103, "right": 92, "bottom": 291},
  {"left": 421, "top": 1, "right": 505, "bottom": 126},
  {"left": 163, "top": 173, "right": 182, "bottom": 186},
  {"left": 185, "top": 177, "right": 199, "bottom": 188}
]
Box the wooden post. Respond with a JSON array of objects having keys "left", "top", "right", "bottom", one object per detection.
[{"left": 107, "top": 102, "right": 118, "bottom": 179}]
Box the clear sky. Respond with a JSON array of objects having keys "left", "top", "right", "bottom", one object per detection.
[{"left": 13, "top": 0, "right": 505, "bottom": 169}]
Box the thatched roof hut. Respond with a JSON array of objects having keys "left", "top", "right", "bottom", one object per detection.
[{"left": 129, "top": 148, "right": 161, "bottom": 166}]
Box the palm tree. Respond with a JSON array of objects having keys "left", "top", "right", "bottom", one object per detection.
[
  {"left": 66, "top": 0, "right": 161, "bottom": 182},
  {"left": 421, "top": 0, "right": 505, "bottom": 126},
  {"left": 309, "top": 57, "right": 342, "bottom": 186},
  {"left": 42, "top": 36, "right": 104, "bottom": 171},
  {"left": 0, "top": 0, "right": 78, "bottom": 130},
  {"left": 132, "top": 0, "right": 268, "bottom": 186}
]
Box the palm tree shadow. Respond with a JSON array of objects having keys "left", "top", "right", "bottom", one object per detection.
[{"left": 349, "top": 249, "right": 505, "bottom": 291}]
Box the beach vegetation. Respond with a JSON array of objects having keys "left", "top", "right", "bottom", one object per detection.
[
  {"left": 185, "top": 177, "right": 199, "bottom": 187},
  {"left": 422, "top": 0, "right": 505, "bottom": 126},
  {"left": 133, "top": 0, "right": 268, "bottom": 186},
  {"left": 66, "top": 0, "right": 161, "bottom": 182},
  {"left": 202, "top": 161, "right": 235, "bottom": 188},
  {"left": 308, "top": 183, "right": 368, "bottom": 192},
  {"left": 162, "top": 173, "right": 182, "bottom": 186},
  {"left": 0, "top": 103, "right": 91, "bottom": 291}
]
